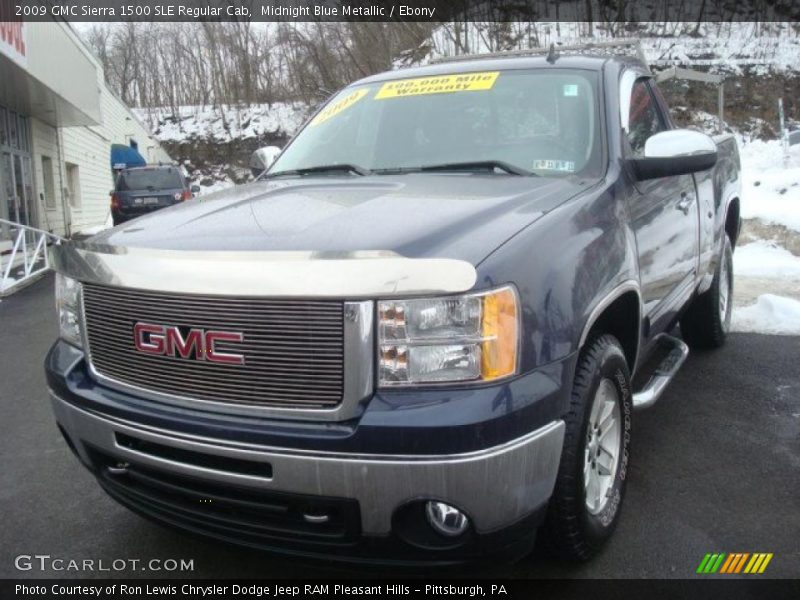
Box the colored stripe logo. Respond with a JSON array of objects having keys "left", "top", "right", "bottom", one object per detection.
[{"left": 697, "top": 553, "right": 773, "bottom": 574}]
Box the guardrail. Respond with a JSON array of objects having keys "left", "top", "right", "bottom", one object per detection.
[{"left": 0, "top": 219, "right": 64, "bottom": 297}]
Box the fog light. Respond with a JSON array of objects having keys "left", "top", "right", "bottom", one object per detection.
[{"left": 425, "top": 501, "right": 469, "bottom": 537}]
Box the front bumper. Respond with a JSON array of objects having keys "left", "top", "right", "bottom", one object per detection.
[
  {"left": 52, "top": 391, "right": 564, "bottom": 535},
  {"left": 46, "top": 334, "right": 571, "bottom": 562}
]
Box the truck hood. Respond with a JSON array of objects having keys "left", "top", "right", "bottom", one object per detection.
[{"left": 92, "top": 174, "right": 589, "bottom": 265}]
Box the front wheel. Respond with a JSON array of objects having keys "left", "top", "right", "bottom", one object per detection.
[
  {"left": 541, "top": 334, "right": 632, "bottom": 560},
  {"left": 680, "top": 234, "right": 733, "bottom": 349}
]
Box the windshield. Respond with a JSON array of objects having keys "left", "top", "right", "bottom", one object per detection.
[
  {"left": 117, "top": 169, "right": 183, "bottom": 191},
  {"left": 270, "top": 69, "right": 603, "bottom": 178}
]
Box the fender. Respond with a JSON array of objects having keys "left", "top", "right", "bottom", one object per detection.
[
  {"left": 578, "top": 280, "right": 642, "bottom": 348},
  {"left": 698, "top": 190, "right": 740, "bottom": 294}
]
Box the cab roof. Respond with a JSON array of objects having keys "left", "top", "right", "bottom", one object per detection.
[{"left": 351, "top": 54, "right": 647, "bottom": 87}]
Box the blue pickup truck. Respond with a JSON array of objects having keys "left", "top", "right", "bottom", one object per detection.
[{"left": 46, "top": 50, "right": 740, "bottom": 564}]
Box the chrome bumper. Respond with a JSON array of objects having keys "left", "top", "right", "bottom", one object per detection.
[{"left": 51, "top": 392, "right": 564, "bottom": 535}]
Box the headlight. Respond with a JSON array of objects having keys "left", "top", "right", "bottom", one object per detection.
[
  {"left": 378, "top": 285, "right": 519, "bottom": 386},
  {"left": 55, "top": 273, "right": 83, "bottom": 348}
]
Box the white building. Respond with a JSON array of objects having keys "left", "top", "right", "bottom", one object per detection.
[{"left": 0, "top": 19, "right": 170, "bottom": 239}]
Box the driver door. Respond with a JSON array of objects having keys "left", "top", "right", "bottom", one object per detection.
[{"left": 625, "top": 77, "right": 699, "bottom": 332}]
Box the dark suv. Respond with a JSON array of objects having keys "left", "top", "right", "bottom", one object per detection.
[{"left": 110, "top": 166, "right": 199, "bottom": 225}]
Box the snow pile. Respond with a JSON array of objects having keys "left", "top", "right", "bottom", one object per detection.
[
  {"left": 738, "top": 139, "right": 800, "bottom": 233},
  {"left": 78, "top": 224, "right": 107, "bottom": 236},
  {"left": 76, "top": 213, "right": 114, "bottom": 237},
  {"left": 133, "top": 103, "right": 308, "bottom": 144},
  {"left": 197, "top": 179, "right": 236, "bottom": 195},
  {"left": 734, "top": 240, "right": 800, "bottom": 279},
  {"left": 732, "top": 294, "right": 800, "bottom": 335}
]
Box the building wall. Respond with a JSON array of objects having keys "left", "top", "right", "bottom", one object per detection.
[
  {"left": 59, "top": 119, "right": 110, "bottom": 232},
  {"left": 30, "top": 117, "right": 66, "bottom": 234},
  {"left": 28, "top": 23, "right": 172, "bottom": 236}
]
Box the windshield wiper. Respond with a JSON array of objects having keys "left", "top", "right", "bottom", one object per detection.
[
  {"left": 419, "top": 160, "right": 532, "bottom": 176},
  {"left": 265, "top": 164, "right": 372, "bottom": 178}
]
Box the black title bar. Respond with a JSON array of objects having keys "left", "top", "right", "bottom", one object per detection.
[
  {"left": 3, "top": 579, "right": 800, "bottom": 600},
  {"left": 4, "top": 0, "right": 800, "bottom": 22}
]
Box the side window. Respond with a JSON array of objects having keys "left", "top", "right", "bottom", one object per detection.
[
  {"left": 649, "top": 81, "right": 675, "bottom": 128},
  {"left": 627, "top": 79, "right": 666, "bottom": 157}
]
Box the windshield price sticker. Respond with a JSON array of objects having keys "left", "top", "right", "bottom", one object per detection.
[
  {"left": 310, "top": 88, "right": 369, "bottom": 126},
  {"left": 375, "top": 72, "right": 500, "bottom": 99},
  {"left": 533, "top": 159, "right": 576, "bottom": 172}
]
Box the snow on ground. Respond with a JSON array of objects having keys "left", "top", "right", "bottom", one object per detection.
[
  {"left": 734, "top": 240, "right": 800, "bottom": 279},
  {"left": 732, "top": 140, "right": 800, "bottom": 334},
  {"left": 732, "top": 294, "right": 800, "bottom": 335},
  {"left": 133, "top": 103, "right": 307, "bottom": 143},
  {"left": 738, "top": 139, "right": 800, "bottom": 233},
  {"left": 78, "top": 224, "right": 108, "bottom": 236},
  {"left": 75, "top": 213, "right": 114, "bottom": 237},
  {"left": 197, "top": 179, "right": 236, "bottom": 195}
]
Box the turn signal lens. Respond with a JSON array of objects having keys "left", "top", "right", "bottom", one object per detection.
[
  {"left": 378, "top": 285, "right": 519, "bottom": 386},
  {"left": 480, "top": 286, "right": 518, "bottom": 381}
]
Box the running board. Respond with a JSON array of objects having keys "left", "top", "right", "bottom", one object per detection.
[{"left": 632, "top": 334, "right": 689, "bottom": 410}]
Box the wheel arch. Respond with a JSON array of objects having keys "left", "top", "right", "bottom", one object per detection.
[
  {"left": 578, "top": 281, "right": 642, "bottom": 373},
  {"left": 725, "top": 196, "right": 741, "bottom": 248}
]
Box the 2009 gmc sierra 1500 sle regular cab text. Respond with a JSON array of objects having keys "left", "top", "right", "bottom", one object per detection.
[{"left": 45, "top": 51, "right": 741, "bottom": 564}]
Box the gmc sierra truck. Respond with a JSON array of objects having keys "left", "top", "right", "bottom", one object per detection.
[{"left": 46, "top": 51, "right": 741, "bottom": 564}]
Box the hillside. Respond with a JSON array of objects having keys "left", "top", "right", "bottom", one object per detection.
[
  {"left": 133, "top": 103, "right": 309, "bottom": 194},
  {"left": 414, "top": 23, "right": 800, "bottom": 73}
]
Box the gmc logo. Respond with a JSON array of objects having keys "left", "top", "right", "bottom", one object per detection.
[{"left": 133, "top": 322, "right": 245, "bottom": 365}]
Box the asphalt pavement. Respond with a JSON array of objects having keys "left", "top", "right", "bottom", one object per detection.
[{"left": 1, "top": 275, "right": 798, "bottom": 579}]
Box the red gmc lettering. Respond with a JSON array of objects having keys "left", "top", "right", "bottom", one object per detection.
[
  {"left": 133, "top": 323, "right": 244, "bottom": 365},
  {"left": 165, "top": 328, "right": 203, "bottom": 359},
  {"left": 133, "top": 322, "right": 166, "bottom": 354},
  {"left": 206, "top": 331, "right": 245, "bottom": 365}
]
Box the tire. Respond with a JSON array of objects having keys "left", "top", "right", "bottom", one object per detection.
[
  {"left": 680, "top": 234, "right": 733, "bottom": 349},
  {"left": 541, "top": 334, "right": 632, "bottom": 560}
]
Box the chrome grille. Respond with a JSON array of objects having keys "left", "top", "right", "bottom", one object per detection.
[{"left": 82, "top": 284, "right": 344, "bottom": 408}]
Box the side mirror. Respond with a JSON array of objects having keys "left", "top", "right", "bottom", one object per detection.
[
  {"left": 631, "top": 130, "right": 717, "bottom": 181},
  {"left": 190, "top": 185, "right": 201, "bottom": 194},
  {"left": 250, "top": 145, "right": 282, "bottom": 178}
]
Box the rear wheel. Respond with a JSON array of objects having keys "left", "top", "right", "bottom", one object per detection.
[
  {"left": 680, "top": 234, "right": 733, "bottom": 349},
  {"left": 541, "top": 334, "right": 632, "bottom": 560}
]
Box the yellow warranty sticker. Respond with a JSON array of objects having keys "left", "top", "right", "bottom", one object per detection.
[
  {"left": 375, "top": 72, "right": 500, "bottom": 99},
  {"left": 310, "top": 88, "right": 369, "bottom": 126}
]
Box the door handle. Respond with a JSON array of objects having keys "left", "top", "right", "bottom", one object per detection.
[{"left": 677, "top": 193, "right": 693, "bottom": 215}]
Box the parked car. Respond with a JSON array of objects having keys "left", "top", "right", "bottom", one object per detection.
[
  {"left": 47, "top": 49, "right": 740, "bottom": 564},
  {"left": 110, "top": 165, "right": 199, "bottom": 225}
]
